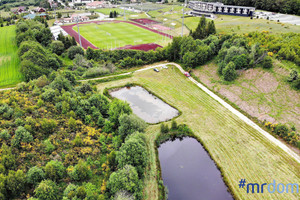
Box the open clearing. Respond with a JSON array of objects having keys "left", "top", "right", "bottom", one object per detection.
[
  {"left": 72, "top": 22, "right": 171, "bottom": 49},
  {"left": 0, "top": 25, "right": 23, "bottom": 88},
  {"left": 96, "top": 64, "right": 300, "bottom": 200}
]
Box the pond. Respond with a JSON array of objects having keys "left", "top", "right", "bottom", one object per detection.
[
  {"left": 158, "top": 137, "right": 233, "bottom": 200},
  {"left": 110, "top": 86, "right": 179, "bottom": 123}
]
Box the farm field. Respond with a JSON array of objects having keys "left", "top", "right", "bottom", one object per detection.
[
  {"left": 193, "top": 60, "right": 300, "bottom": 131},
  {"left": 0, "top": 25, "right": 23, "bottom": 88},
  {"left": 96, "top": 64, "right": 300, "bottom": 200},
  {"left": 72, "top": 22, "right": 171, "bottom": 49}
]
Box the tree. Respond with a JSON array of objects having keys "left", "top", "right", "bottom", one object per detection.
[
  {"left": 107, "top": 165, "right": 141, "bottom": 199},
  {"left": 109, "top": 11, "right": 113, "bottom": 18},
  {"left": 114, "top": 190, "right": 134, "bottom": 200},
  {"left": 116, "top": 133, "right": 148, "bottom": 178},
  {"left": 20, "top": 60, "right": 44, "bottom": 82},
  {"left": 68, "top": 161, "right": 92, "bottom": 181},
  {"left": 35, "top": 180, "right": 59, "bottom": 200},
  {"left": 57, "top": 12, "right": 62, "bottom": 18},
  {"left": 27, "top": 166, "right": 45, "bottom": 185},
  {"left": 0, "top": 144, "right": 15, "bottom": 171},
  {"left": 260, "top": 56, "right": 273, "bottom": 69},
  {"left": 191, "top": 15, "right": 207, "bottom": 40},
  {"left": 222, "top": 62, "right": 237, "bottom": 81},
  {"left": 6, "top": 170, "right": 26, "bottom": 197},
  {"left": 11, "top": 126, "right": 33, "bottom": 148},
  {"left": 44, "top": 160, "right": 66, "bottom": 182},
  {"left": 232, "top": 54, "right": 248, "bottom": 69},
  {"left": 51, "top": 40, "right": 65, "bottom": 55},
  {"left": 108, "top": 99, "right": 132, "bottom": 127},
  {"left": 118, "top": 114, "right": 147, "bottom": 139},
  {"left": 63, "top": 184, "right": 78, "bottom": 199},
  {"left": 207, "top": 20, "right": 216, "bottom": 35},
  {"left": 67, "top": 46, "right": 84, "bottom": 59},
  {"left": 171, "top": 120, "right": 177, "bottom": 130}
]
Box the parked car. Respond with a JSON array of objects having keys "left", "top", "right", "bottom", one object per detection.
[
  {"left": 162, "top": 65, "right": 168, "bottom": 69},
  {"left": 184, "top": 72, "right": 191, "bottom": 77},
  {"left": 154, "top": 68, "right": 159, "bottom": 72}
]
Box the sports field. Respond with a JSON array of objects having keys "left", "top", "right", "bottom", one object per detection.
[
  {"left": 0, "top": 25, "right": 23, "bottom": 88},
  {"left": 72, "top": 22, "right": 171, "bottom": 49},
  {"left": 96, "top": 64, "right": 300, "bottom": 200}
]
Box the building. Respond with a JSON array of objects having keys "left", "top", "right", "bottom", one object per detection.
[
  {"left": 33, "top": 7, "right": 46, "bottom": 13},
  {"left": 72, "top": 0, "right": 94, "bottom": 5},
  {"left": 60, "top": 13, "right": 89, "bottom": 24},
  {"left": 11, "top": 6, "right": 26, "bottom": 14},
  {"left": 23, "top": 13, "right": 48, "bottom": 20},
  {"left": 189, "top": 1, "right": 255, "bottom": 17},
  {"left": 86, "top": 1, "right": 110, "bottom": 9}
]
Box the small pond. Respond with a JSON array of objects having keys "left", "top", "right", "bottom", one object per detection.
[
  {"left": 158, "top": 137, "right": 233, "bottom": 200},
  {"left": 110, "top": 86, "right": 179, "bottom": 123}
]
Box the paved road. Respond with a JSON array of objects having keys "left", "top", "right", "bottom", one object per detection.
[{"left": 1, "top": 62, "right": 299, "bottom": 163}]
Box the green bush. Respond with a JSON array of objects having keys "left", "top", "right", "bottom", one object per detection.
[
  {"left": 222, "top": 62, "right": 237, "bottom": 81},
  {"left": 6, "top": 170, "right": 26, "bottom": 197},
  {"left": 261, "top": 56, "right": 273, "bottom": 69},
  {"left": 118, "top": 114, "right": 147, "bottom": 140},
  {"left": 107, "top": 165, "right": 141, "bottom": 199},
  {"left": 44, "top": 160, "right": 66, "bottom": 182},
  {"left": 68, "top": 161, "right": 92, "bottom": 181},
  {"left": 51, "top": 40, "right": 65, "bottom": 56},
  {"left": 27, "top": 166, "right": 45, "bottom": 185},
  {"left": 43, "top": 139, "right": 55, "bottom": 154},
  {"left": 35, "top": 180, "right": 59, "bottom": 200},
  {"left": 67, "top": 46, "right": 84, "bottom": 59},
  {"left": 117, "top": 135, "right": 148, "bottom": 178},
  {"left": 41, "top": 88, "right": 56, "bottom": 102},
  {"left": 11, "top": 126, "right": 33, "bottom": 148},
  {"left": 0, "top": 129, "right": 10, "bottom": 140}
]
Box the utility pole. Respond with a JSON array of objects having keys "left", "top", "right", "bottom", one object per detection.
[
  {"left": 76, "top": 16, "right": 82, "bottom": 47},
  {"left": 181, "top": 0, "right": 187, "bottom": 37}
]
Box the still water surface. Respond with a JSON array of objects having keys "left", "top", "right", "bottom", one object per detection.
[
  {"left": 110, "top": 86, "right": 179, "bottom": 123},
  {"left": 158, "top": 137, "right": 233, "bottom": 200}
]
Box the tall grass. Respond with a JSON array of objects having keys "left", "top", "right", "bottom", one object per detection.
[{"left": 0, "top": 25, "right": 23, "bottom": 87}]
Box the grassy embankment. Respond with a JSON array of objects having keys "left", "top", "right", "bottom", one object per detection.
[
  {"left": 193, "top": 59, "right": 300, "bottom": 131},
  {"left": 96, "top": 64, "right": 300, "bottom": 200},
  {"left": 0, "top": 25, "right": 23, "bottom": 88}
]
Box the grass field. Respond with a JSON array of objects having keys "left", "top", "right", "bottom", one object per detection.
[
  {"left": 0, "top": 25, "right": 23, "bottom": 88},
  {"left": 73, "top": 22, "right": 171, "bottom": 49},
  {"left": 96, "top": 64, "right": 300, "bottom": 200},
  {"left": 94, "top": 8, "right": 136, "bottom": 15},
  {"left": 214, "top": 15, "right": 300, "bottom": 34}
]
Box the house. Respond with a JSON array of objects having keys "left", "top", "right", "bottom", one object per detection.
[
  {"left": 60, "top": 14, "right": 89, "bottom": 23},
  {"left": 33, "top": 7, "right": 46, "bottom": 13},
  {"left": 11, "top": 6, "right": 26, "bottom": 14}
]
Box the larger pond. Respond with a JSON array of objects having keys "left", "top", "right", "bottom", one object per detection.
[
  {"left": 110, "top": 86, "right": 179, "bottom": 123},
  {"left": 158, "top": 137, "right": 233, "bottom": 200}
]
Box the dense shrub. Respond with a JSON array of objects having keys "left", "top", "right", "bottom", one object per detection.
[
  {"left": 68, "top": 161, "right": 92, "bottom": 181},
  {"left": 67, "top": 46, "right": 84, "bottom": 59},
  {"left": 35, "top": 180, "right": 59, "bottom": 200},
  {"left": 6, "top": 170, "right": 26, "bottom": 197},
  {"left": 44, "top": 161, "right": 66, "bottom": 182},
  {"left": 27, "top": 166, "right": 45, "bottom": 185},
  {"left": 107, "top": 165, "right": 141, "bottom": 199},
  {"left": 11, "top": 126, "right": 33, "bottom": 148},
  {"left": 51, "top": 40, "right": 65, "bottom": 55},
  {"left": 222, "top": 62, "right": 237, "bottom": 81},
  {"left": 118, "top": 114, "right": 147, "bottom": 139}
]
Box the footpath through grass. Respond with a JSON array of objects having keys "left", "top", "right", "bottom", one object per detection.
[
  {"left": 0, "top": 25, "right": 23, "bottom": 87},
  {"left": 96, "top": 65, "right": 300, "bottom": 200},
  {"left": 73, "top": 22, "right": 170, "bottom": 49}
]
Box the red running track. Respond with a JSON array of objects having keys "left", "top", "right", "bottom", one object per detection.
[
  {"left": 61, "top": 20, "right": 173, "bottom": 50},
  {"left": 131, "top": 18, "right": 159, "bottom": 25},
  {"left": 116, "top": 43, "right": 162, "bottom": 51}
]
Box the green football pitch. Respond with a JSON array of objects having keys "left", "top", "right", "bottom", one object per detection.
[{"left": 73, "top": 22, "right": 170, "bottom": 49}]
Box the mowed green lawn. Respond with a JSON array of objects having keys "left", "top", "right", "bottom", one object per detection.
[
  {"left": 96, "top": 65, "right": 300, "bottom": 200},
  {"left": 0, "top": 25, "right": 23, "bottom": 87},
  {"left": 73, "top": 22, "right": 170, "bottom": 49}
]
